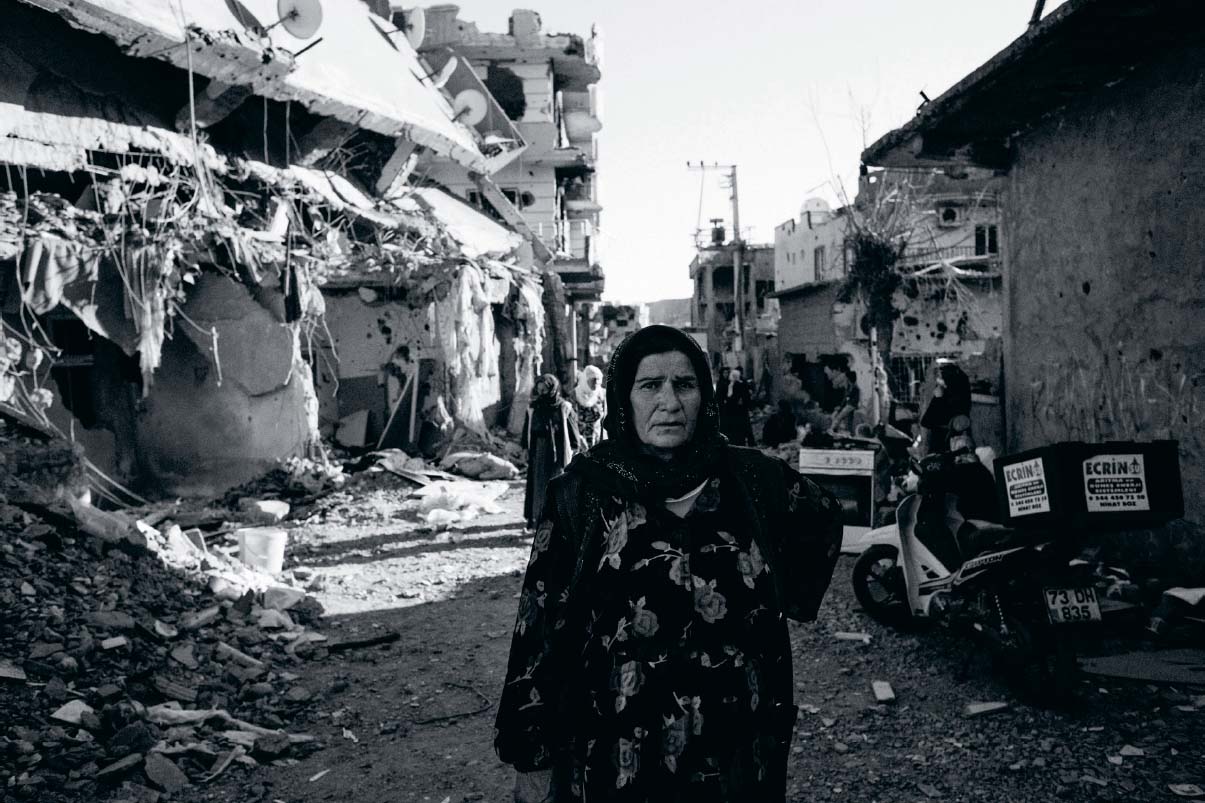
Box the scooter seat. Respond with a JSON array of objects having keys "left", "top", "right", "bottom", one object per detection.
[{"left": 956, "top": 519, "right": 1033, "bottom": 558}]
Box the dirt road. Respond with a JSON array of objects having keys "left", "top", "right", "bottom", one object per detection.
[{"left": 201, "top": 478, "right": 1203, "bottom": 803}]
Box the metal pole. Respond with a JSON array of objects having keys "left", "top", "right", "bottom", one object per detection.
[
  {"left": 730, "top": 165, "right": 744, "bottom": 361},
  {"left": 1028, "top": 0, "right": 1046, "bottom": 27}
]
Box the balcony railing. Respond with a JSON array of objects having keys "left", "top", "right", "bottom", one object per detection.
[
  {"left": 534, "top": 219, "right": 598, "bottom": 263},
  {"left": 899, "top": 244, "right": 985, "bottom": 267}
]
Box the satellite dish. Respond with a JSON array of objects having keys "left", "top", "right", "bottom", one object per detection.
[
  {"left": 275, "top": 0, "right": 323, "bottom": 39},
  {"left": 432, "top": 56, "right": 458, "bottom": 89},
  {"left": 451, "top": 89, "right": 488, "bottom": 126},
  {"left": 402, "top": 7, "right": 426, "bottom": 49}
]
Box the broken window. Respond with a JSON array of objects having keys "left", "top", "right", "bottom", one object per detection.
[
  {"left": 484, "top": 64, "right": 527, "bottom": 121},
  {"left": 46, "top": 316, "right": 97, "bottom": 428},
  {"left": 755, "top": 280, "right": 773, "bottom": 313},
  {"left": 974, "top": 224, "right": 999, "bottom": 256},
  {"left": 465, "top": 190, "right": 505, "bottom": 222}
]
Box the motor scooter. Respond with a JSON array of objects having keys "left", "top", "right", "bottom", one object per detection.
[{"left": 849, "top": 456, "right": 1101, "bottom": 700}]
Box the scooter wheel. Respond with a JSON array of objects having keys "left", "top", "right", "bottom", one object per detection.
[{"left": 852, "top": 545, "right": 913, "bottom": 628}]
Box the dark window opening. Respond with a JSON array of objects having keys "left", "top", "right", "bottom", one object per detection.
[
  {"left": 46, "top": 317, "right": 97, "bottom": 427},
  {"left": 755, "top": 280, "right": 773, "bottom": 312},
  {"left": 466, "top": 190, "right": 504, "bottom": 222},
  {"left": 484, "top": 64, "right": 526, "bottom": 121},
  {"left": 975, "top": 224, "right": 999, "bottom": 256}
]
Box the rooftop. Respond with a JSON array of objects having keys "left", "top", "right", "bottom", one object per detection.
[
  {"left": 419, "top": 6, "right": 601, "bottom": 91},
  {"left": 18, "top": 0, "right": 487, "bottom": 170},
  {"left": 862, "top": 0, "right": 1203, "bottom": 169}
]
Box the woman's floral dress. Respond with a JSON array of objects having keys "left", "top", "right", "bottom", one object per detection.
[
  {"left": 576, "top": 397, "right": 606, "bottom": 448},
  {"left": 496, "top": 466, "right": 840, "bottom": 802}
]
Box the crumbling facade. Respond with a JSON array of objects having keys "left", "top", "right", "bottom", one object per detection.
[
  {"left": 0, "top": 0, "right": 558, "bottom": 496},
  {"left": 414, "top": 6, "right": 605, "bottom": 378},
  {"left": 590, "top": 302, "right": 648, "bottom": 368},
  {"left": 771, "top": 171, "right": 1004, "bottom": 435},
  {"left": 689, "top": 229, "right": 776, "bottom": 381}
]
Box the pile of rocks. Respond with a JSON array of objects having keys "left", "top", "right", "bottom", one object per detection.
[{"left": 0, "top": 494, "right": 328, "bottom": 801}]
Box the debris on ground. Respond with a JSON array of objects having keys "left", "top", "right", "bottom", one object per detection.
[
  {"left": 871, "top": 680, "right": 896, "bottom": 703},
  {"left": 963, "top": 701, "right": 1010, "bottom": 718},
  {"left": 439, "top": 451, "right": 520, "bottom": 481},
  {"left": 0, "top": 426, "right": 331, "bottom": 800},
  {"left": 407, "top": 481, "right": 511, "bottom": 528},
  {"left": 359, "top": 450, "right": 456, "bottom": 486},
  {"left": 833, "top": 631, "right": 872, "bottom": 644}
]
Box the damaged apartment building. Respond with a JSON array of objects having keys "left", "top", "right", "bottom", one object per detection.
[
  {"left": 771, "top": 171, "right": 1004, "bottom": 441},
  {"left": 688, "top": 220, "right": 777, "bottom": 384},
  {"left": 412, "top": 5, "right": 605, "bottom": 376},
  {"left": 0, "top": 0, "right": 601, "bottom": 497}
]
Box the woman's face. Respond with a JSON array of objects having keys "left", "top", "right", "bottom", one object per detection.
[{"left": 629, "top": 351, "right": 701, "bottom": 456}]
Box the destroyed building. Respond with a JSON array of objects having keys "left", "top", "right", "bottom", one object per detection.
[
  {"left": 590, "top": 302, "right": 648, "bottom": 368},
  {"left": 862, "top": 0, "right": 1204, "bottom": 571},
  {"left": 771, "top": 171, "right": 1004, "bottom": 440},
  {"left": 413, "top": 5, "right": 605, "bottom": 378},
  {"left": 689, "top": 222, "right": 776, "bottom": 381},
  {"left": 0, "top": 0, "right": 582, "bottom": 496}
]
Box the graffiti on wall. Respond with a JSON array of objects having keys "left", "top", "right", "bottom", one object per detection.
[{"left": 1029, "top": 350, "right": 1204, "bottom": 448}]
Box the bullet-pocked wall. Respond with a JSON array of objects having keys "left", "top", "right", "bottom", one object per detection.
[
  {"left": 312, "top": 289, "right": 437, "bottom": 443},
  {"left": 1003, "top": 43, "right": 1205, "bottom": 578}
]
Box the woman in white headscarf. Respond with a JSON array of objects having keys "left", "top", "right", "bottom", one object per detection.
[{"left": 573, "top": 364, "right": 607, "bottom": 448}]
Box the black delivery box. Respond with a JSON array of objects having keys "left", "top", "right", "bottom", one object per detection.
[{"left": 994, "top": 441, "right": 1183, "bottom": 531}]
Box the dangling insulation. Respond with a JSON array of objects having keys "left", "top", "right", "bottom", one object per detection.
[{"left": 431, "top": 262, "right": 502, "bottom": 434}]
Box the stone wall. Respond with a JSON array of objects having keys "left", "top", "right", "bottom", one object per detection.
[{"left": 1003, "top": 42, "right": 1205, "bottom": 575}]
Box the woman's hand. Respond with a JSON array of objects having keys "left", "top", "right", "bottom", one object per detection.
[{"left": 514, "top": 769, "right": 554, "bottom": 803}]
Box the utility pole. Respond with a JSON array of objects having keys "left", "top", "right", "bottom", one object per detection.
[{"left": 687, "top": 161, "right": 744, "bottom": 367}]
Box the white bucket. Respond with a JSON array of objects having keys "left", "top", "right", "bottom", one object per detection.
[{"left": 236, "top": 527, "right": 288, "bottom": 575}]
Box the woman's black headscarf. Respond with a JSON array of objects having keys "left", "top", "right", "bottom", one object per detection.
[
  {"left": 530, "top": 373, "right": 561, "bottom": 409},
  {"left": 567, "top": 325, "right": 727, "bottom": 501}
]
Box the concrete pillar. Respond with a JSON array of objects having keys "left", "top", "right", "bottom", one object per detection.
[{"left": 576, "top": 305, "right": 591, "bottom": 371}]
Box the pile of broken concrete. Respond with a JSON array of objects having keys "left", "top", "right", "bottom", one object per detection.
[{"left": 1, "top": 439, "right": 330, "bottom": 801}]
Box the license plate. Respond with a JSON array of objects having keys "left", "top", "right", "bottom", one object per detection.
[{"left": 1044, "top": 587, "right": 1102, "bottom": 624}]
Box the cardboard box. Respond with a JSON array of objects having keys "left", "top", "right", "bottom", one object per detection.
[{"left": 994, "top": 441, "right": 1183, "bottom": 531}]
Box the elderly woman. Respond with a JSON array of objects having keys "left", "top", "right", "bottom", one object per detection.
[
  {"left": 573, "top": 364, "right": 607, "bottom": 448},
  {"left": 496, "top": 326, "right": 842, "bottom": 802},
  {"left": 523, "top": 374, "right": 581, "bottom": 531}
]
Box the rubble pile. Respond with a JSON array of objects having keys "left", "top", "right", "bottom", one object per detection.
[
  {"left": 219, "top": 456, "right": 348, "bottom": 516},
  {"left": 0, "top": 444, "right": 331, "bottom": 801}
]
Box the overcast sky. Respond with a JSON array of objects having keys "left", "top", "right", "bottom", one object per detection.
[{"left": 446, "top": 0, "right": 1067, "bottom": 303}]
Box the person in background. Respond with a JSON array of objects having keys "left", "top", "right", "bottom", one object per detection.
[
  {"left": 719, "top": 367, "right": 755, "bottom": 446},
  {"left": 573, "top": 364, "right": 607, "bottom": 448},
  {"left": 495, "top": 325, "right": 842, "bottom": 802},
  {"left": 523, "top": 374, "right": 581, "bottom": 531},
  {"left": 824, "top": 364, "right": 861, "bottom": 434},
  {"left": 916, "top": 360, "right": 998, "bottom": 522},
  {"left": 714, "top": 366, "right": 731, "bottom": 400},
  {"left": 761, "top": 400, "right": 799, "bottom": 447}
]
